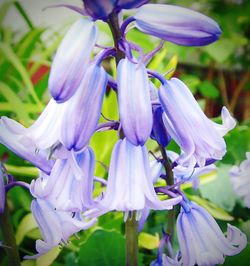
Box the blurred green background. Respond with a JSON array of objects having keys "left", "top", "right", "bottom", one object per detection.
[{"left": 0, "top": 0, "right": 249, "bottom": 265}]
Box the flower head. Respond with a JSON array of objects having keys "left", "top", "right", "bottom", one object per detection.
[
  {"left": 230, "top": 152, "right": 250, "bottom": 208},
  {"left": 176, "top": 201, "right": 247, "bottom": 265},
  {"left": 159, "top": 78, "right": 236, "bottom": 167},
  {"left": 134, "top": 4, "right": 221, "bottom": 46}
]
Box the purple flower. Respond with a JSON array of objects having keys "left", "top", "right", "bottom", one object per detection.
[
  {"left": 30, "top": 147, "right": 95, "bottom": 212},
  {"left": 86, "top": 138, "right": 181, "bottom": 219},
  {"left": 159, "top": 78, "right": 236, "bottom": 167},
  {"left": 61, "top": 62, "right": 108, "bottom": 151},
  {"left": 25, "top": 199, "right": 96, "bottom": 259},
  {"left": 0, "top": 117, "right": 54, "bottom": 174},
  {"left": 0, "top": 164, "right": 5, "bottom": 213},
  {"left": 230, "top": 152, "right": 250, "bottom": 208},
  {"left": 176, "top": 201, "right": 247, "bottom": 265},
  {"left": 134, "top": 4, "right": 222, "bottom": 46},
  {"left": 117, "top": 58, "right": 153, "bottom": 146},
  {"left": 49, "top": 19, "right": 97, "bottom": 102}
]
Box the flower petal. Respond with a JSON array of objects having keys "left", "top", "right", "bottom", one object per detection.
[
  {"left": 134, "top": 4, "right": 221, "bottom": 46},
  {"left": 49, "top": 19, "right": 97, "bottom": 102}
]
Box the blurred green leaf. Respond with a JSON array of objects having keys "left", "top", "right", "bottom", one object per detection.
[
  {"left": 78, "top": 229, "right": 125, "bottom": 266},
  {"left": 199, "top": 164, "right": 237, "bottom": 211},
  {"left": 36, "top": 246, "right": 61, "bottom": 266},
  {"left": 180, "top": 74, "right": 200, "bottom": 94},
  {"left": 224, "top": 244, "right": 250, "bottom": 266},
  {"left": 16, "top": 213, "right": 37, "bottom": 245},
  {"left": 198, "top": 80, "right": 219, "bottom": 99},
  {"left": 138, "top": 232, "right": 160, "bottom": 250}
]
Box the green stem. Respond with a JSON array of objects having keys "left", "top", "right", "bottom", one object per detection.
[
  {"left": 0, "top": 202, "right": 21, "bottom": 266},
  {"left": 107, "top": 12, "right": 138, "bottom": 266},
  {"left": 159, "top": 146, "right": 175, "bottom": 242}
]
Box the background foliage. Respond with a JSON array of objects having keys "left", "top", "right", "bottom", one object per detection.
[{"left": 0, "top": 0, "right": 249, "bottom": 265}]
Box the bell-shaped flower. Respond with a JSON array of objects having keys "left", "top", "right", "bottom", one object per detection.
[
  {"left": 230, "top": 152, "right": 250, "bottom": 208},
  {"left": 134, "top": 4, "right": 221, "bottom": 46},
  {"left": 159, "top": 78, "right": 236, "bottom": 167},
  {"left": 49, "top": 18, "right": 97, "bottom": 102},
  {"left": 87, "top": 138, "right": 181, "bottom": 219},
  {"left": 25, "top": 199, "right": 96, "bottom": 259},
  {"left": 0, "top": 164, "right": 5, "bottom": 213},
  {"left": 30, "top": 147, "right": 95, "bottom": 212},
  {"left": 177, "top": 201, "right": 247, "bottom": 266},
  {"left": 61, "top": 62, "right": 108, "bottom": 151},
  {"left": 117, "top": 58, "right": 153, "bottom": 146},
  {"left": 0, "top": 117, "right": 54, "bottom": 174}
]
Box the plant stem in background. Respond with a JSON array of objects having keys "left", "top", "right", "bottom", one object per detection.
[
  {"left": 108, "top": 12, "right": 138, "bottom": 266},
  {"left": 0, "top": 202, "right": 21, "bottom": 266}
]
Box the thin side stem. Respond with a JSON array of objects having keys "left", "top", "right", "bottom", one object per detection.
[
  {"left": 159, "top": 146, "right": 175, "bottom": 243},
  {"left": 0, "top": 202, "right": 21, "bottom": 266},
  {"left": 107, "top": 12, "right": 138, "bottom": 266}
]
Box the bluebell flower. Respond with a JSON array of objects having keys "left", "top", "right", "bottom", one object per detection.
[
  {"left": 61, "top": 62, "right": 108, "bottom": 151},
  {"left": 86, "top": 138, "right": 181, "bottom": 220},
  {"left": 82, "top": 0, "right": 148, "bottom": 20},
  {"left": 49, "top": 18, "right": 97, "bottom": 103},
  {"left": 0, "top": 164, "right": 5, "bottom": 213},
  {"left": 230, "top": 152, "right": 250, "bottom": 208},
  {"left": 30, "top": 147, "right": 95, "bottom": 212},
  {"left": 134, "top": 4, "right": 221, "bottom": 46},
  {"left": 176, "top": 201, "right": 247, "bottom": 266},
  {"left": 117, "top": 58, "right": 153, "bottom": 146},
  {"left": 0, "top": 117, "right": 54, "bottom": 174},
  {"left": 25, "top": 199, "right": 96, "bottom": 259},
  {"left": 159, "top": 78, "right": 236, "bottom": 167}
]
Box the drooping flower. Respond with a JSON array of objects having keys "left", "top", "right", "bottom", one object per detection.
[
  {"left": 230, "top": 152, "right": 250, "bottom": 208},
  {"left": 117, "top": 58, "right": 153, "bottom": 146},
  {"left": 49, "top": 18, "right": 97, "bottom": 102},
  {"left": 61, "top": 62, "right": 108, "bottom": 151},
  {"left": 176, "top": 201, "right": 247, "bottom": 266},
  {"left": 86, "top": 138, "right": 181, "bottom": 219},
  {"left": 0, "top": 164, "right": 5, "bottom": 213},
  {"left": 0, "top": 117, "right": 54, "bottom": 174},
  {"left": 30, "top": 147, "right": 95, "bottom": 212},
  {"left": 134, "top": 4, "right": 221, "bottom": 46},
  {"left": 159, "top": 78, "right": 236, "bottom": 167},
  {"left": 25, "top": 199, "right": 96, "bottom": 259}
]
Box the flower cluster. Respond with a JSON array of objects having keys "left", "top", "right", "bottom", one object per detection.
[{"left": 0, "top": 1, "right": 247, "bottom": 264}]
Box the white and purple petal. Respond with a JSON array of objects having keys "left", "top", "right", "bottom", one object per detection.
[
  {"left": 49, "top": 18, "right": 97, "bottom": 102},
  {"left": 134, "top": 4, "right": 221, "bottom": 46},
  {"left": 118, "top": 58, "right": 153, "bottom": 146}
]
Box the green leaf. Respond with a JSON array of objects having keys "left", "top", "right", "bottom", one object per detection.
[
  {"left": 16, "top": 213, "right": 37, "bottom": 245},
  {"left": 78, "top": 230, "right": 125, "bottom": 266},
  {"left": 36, "top": 246, "right": 61, "bottom": 266},
  {"left": 5, "top": 164, "right": 39, "bottom": 177},
  {"left": 199, "top": 164, "right": 237, "bottom": 211},
  {"left": 0, "top": 42, "right": 43, "bottom": 108},
  {"left": 204, "top": 39, "right": 236, "bottom": 63},
  {"left": 187, "top": 195, "right": 234, "bottom": 221},
  {"left": 0, "top": 81, "right": 30, "bottom": 123},
  {"left": 224, "top": 244, "right": 250, "bottom": 266},
  {"left": 0, "top": 1, "right": 15, "bottom": 25},
  {"left": 198, "top": 80, "right": 219, "bottom": 99},
  {"left": 138, "top": 232, "right": 160, "bottom": 250}
]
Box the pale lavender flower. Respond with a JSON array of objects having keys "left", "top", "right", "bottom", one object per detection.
[
  {"left": 0, "top": 117, "right": 54, "bottom": 174},
  {"left": 86, "top": 138, "right": 181, "bottom": 220},
  {"left": 159, "top": 78, "right": 236, "bottom": 167},
  {"left": 61, "top": 62, "right": 108, "bottom": 151},
  {"left": 117, "top": 58, "right": 153, "bottom": 146},
  {"left": 24, "top": 199, "right": 96, "bottom": 259},
  {"left": 177, "top": 201, "right": 247, "bottom": 266},
  {"left": 230, "top": 152, "right": 250, "bottom": 208},
  {"left": 30, "top": 147, "right": 95, "bottom": 212},
  {"left": 49, "top": 18, "right": 97, "bottom": 102},
  {"left": 134, "top": 4, "right": 221, "bottom": 46}
]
